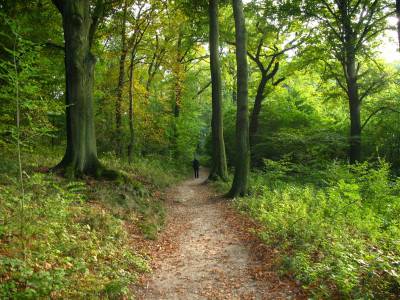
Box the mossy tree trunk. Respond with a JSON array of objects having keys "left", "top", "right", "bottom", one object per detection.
[
  {"left": 52, "top": 0, "right": 105, "bottom": 177},
  {"left": 208, "top": 0, "right": 228, "bottom": 181},
  {"left": 228, "top": 0, "right": 250, "bottom": 198}
]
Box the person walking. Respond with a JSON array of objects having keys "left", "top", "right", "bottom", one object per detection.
[{"left": 192, "top": 158, "right": 200, "bottom": 178}]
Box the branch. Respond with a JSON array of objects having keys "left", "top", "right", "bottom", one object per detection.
[
  {"left": 350, "top": 0, "right": 364, "bottom": 16},
  {"left": 335, "top": 74, "right": 347, "bottom": 93},
  {"left": 264, "top": 55, "right": 277, "bottom": 75},
  {"left": 354, "top": 0, "right": 373, "bottom": 34},
  {"left": 128, "top": 18, "right": 151, "bottom": 54},
  {"left": 355, "top": 7, "right": 393, "bottom": 51},
  {"left": 183, "top": 55, "right": 209, "bottom": 65},
  {"left": 256, "top": 30, "right": 268, "bottom": 60},
  {"left": 323, "top": 59, "right": 348, "bottom": 93},
  {"left": 89, "top": 0, "right": 105, "bottom": 48},
  {"left": 247, "top": 50, "right": 265, "bottom": 72},
  {"left": 359, "top": 76, "right": 386, "bottom": 102},
  {"left": 320, "top": 0, "right": 341, "bottom": 25},
  {"left": 44, "top": 40, "right": 64, "bottom": 51},
  {"left": 312, "top": 12, "right": 344, "bottom": 43},
  {"left": 265, "top": 61, "right": 280, "bottom": 80},
  {"left": 356, "top": 22, "right": 393, "bottom": 51},
  {"left": 269, "top": 41, "right": 298, "bottom": 58},
  {"left": 192, "top": 81, "right": 212, "bottom": 100},
  {"left": 273, "top": 77, "right": 286, "bottom": 86},
  {"left": 178, "top": 37, "right": 203, "bottom": 63},
  {"left": 361, "top": 107, "right": 400, "bottom": 130},
  {"left": 146, "top": 41, "right": 166, "bottom": 91}
]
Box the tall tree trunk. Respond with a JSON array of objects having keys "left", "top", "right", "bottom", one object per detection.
[
  {"left": 115, "top": 0, "right": 128, "bottom": 156},
  {"left": 249, "top": 74, "right": 268, "bottom": 148},
  {"left": 172, "top": 30, "right": 183, "bottom": 157},
  {"left": 145, "top": 35, "right": 160, "bottom": 100},
  {"left": 341, "top": 0, "right": 361, "bottom": 163},
  {"left": 228, "top": 0, "right": 250, "bottom": 198},
  {"left": 53, "top": 0, "right": 102, "bottom": 177},
  {"left": 397, "top": 0, "right": 400, "bottom": 50},
  {"left": 127, "top": 51, "right": 135, "bottom": 164},
  {"left": 346, "top": 56, "right": 361, "bottom": 163},
  {"left": 208, "top": 0, "right": 228, "bottom": 181},
  {"left": 174, "top": 32, "right": 183, "bottom": 119}
]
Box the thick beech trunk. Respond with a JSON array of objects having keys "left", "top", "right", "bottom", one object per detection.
[
  {"left": 228, "top": 0, "right": 250, "bottom": 198},
  {"left": 54, "top": 0, "right": 102, "bottom": 177},
  {"left": 208, "top": 0, "right": 228, "bottom": 181}
]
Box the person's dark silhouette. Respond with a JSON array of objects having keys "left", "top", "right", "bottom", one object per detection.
[{"left": 192, "top": 158, "right": 200, "bottom": 178}]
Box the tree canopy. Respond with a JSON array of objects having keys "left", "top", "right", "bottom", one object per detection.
[{"left": 1, "top": 0, "right": 400, "bottom": 298}]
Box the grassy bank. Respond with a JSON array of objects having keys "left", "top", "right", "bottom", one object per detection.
[
  {"left": 0, "top": 151, "right": 186, "bottom": 298},
  {"left": 216, "top": 160, "right": 400, "bottom": 298}
]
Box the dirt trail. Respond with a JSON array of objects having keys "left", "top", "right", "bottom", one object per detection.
[{"left": 134, "top": 169, "right": 303, "bottom": 300}]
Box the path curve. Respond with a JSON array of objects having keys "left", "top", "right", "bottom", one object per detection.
[{"left": 134, "top": 169, "right": 303, "bottom": 300}]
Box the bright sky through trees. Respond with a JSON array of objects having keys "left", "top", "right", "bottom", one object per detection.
[{"left": 379, "top": 17, "right": 400, "bottom": 62}]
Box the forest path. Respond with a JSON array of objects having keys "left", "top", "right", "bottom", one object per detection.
[{"left": 133, "top": 169, "right": 303, "bottom": 300}]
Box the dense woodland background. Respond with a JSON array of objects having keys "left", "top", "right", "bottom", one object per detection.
[{"left": 1, "top": 0, "right": 400, "bottom": 298}]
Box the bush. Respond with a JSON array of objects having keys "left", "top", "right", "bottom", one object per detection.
[
  {"left": 234, "top": 160, "right": 400, "bottom": 298},
  {"left": 101, "top": 152, "right": 188, "bottom": 189},
  {"left": 0, "top": 173, "right": 149, "bottom": 298},
  {"left": 0, "top": 148, "right": 189, "bottom": 298}
]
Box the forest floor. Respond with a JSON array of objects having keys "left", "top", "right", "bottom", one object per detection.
[{"left": 132, "top": 169, "right": 305, "bottom": 300}]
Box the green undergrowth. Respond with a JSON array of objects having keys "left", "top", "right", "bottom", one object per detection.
[
  {"left": 96, "top": 153, "right": 187, "bottom": 239},
  {"left": 219, "top": 160, "right": 400, "bottom": 298},
  {"left": 0, "top": 151, "right": 185, "bottom": 299}
]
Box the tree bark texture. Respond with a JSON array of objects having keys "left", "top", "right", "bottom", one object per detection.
[
  {"left": 53, "top": 0, "right": 102, "bottom": 177},
  {"left": 208, "top": 0, "right": 228, "bottom": 181},
  {"left": 340, "top": 0, "right": 361, "bottom": 163},
  {"left": 346, "top": 56, "right": 361, "bottom": 163},
  {"left": 228, "top": 0, "right": 250, "bottom": 197}
]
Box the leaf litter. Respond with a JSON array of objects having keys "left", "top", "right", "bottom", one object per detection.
[{"left": 132, "top": 170, "right": 306, "bottom": 300}]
